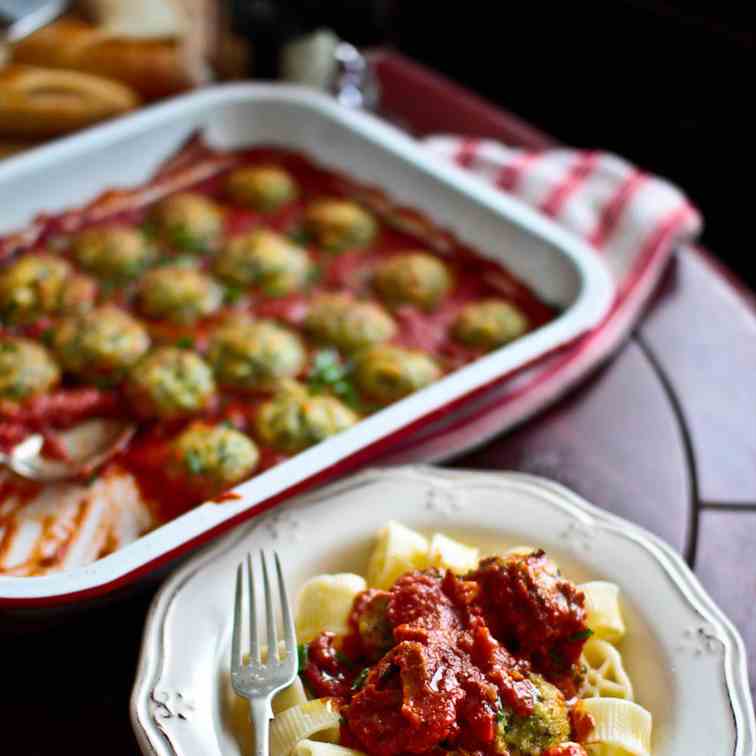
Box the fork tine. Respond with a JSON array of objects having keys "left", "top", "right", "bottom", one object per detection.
[
  {"left": 274, "top": 551, "right": 296, "bottom": 661},
  {"left": 260, "top": 550, "right": 278, "bottom": 662},
  {"left": 246, "top": 552, "right": 260, "bottom": 664},
  {"left": 231, "top": 562, "right": 243, "bottom": 672}
]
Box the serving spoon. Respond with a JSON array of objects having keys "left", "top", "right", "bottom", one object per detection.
[{"left": 0, "top": 417, "right": 135, "bottom": 482}]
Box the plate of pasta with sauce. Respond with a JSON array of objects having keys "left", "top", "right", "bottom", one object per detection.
[{"left": 131, "top": 466, "right": 755, "bottom": 756}]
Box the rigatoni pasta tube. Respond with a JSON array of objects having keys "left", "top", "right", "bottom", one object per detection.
[
  {"left": 270, "top": 699, "right": 341, "bottom": 756},
  {"left": 581, "top": 581, "right": 626, "bottom": 643},
  {"left": 366, "top": 520, "right": 428, "bottom": 589},
  {"left": 295, "top": 573, "right": 366, "bottom": 643},
  {"left": 293, "top": 740, "right": 367, "bottom": 756},
  {"left": 426, "top": 533, "right": 479, "bottom": 574},
  {"left": 580, "top": 697, "right": 652, "bottom": 755}
]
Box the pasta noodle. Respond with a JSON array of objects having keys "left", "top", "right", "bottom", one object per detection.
[
  {"left": 426, "top": 533, "right": 479, "bottom": 574},
  {"left": 295, "top": 573, "right": 367, "bottom": 643},
  {"left": 366, "top": 521, "right": 429, "bottom": 589},
  {"left": 293, "top": 740, "right": 367, "bottom": 756},
  {"left": 580, "top": 698, "right": 652, "bottom": 756},
  {"left": 273, "top": 676, "right": 309, "bottom": 716},
  {"left": 580, "top": 638, "right": 634, "bottom": 700},
  {"left": 270, "top": 699, "right": 341, "bottom": 756},
  {"left": 501, "top": 544, "right": 537, "bottom": 557},
  {"left": 580, "top": 581, "right": 626, "bottom": 643}
]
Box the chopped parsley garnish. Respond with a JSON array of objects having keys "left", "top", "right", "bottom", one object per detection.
[
  {"left": 225, "top": 285, "right": 244, "bottom": 305},
  {"left": 169, "top": 224, "right": 207, "bottom": 254},
  {"left": 175, "top": 336, "right": 195, "bottom": 349},
  {"left": 336, "top": 650, "right": 353, "bottom": 667},
  {"left": 351, "top": 667, "right": 370, "bottom": 691},
  {"left": 140, "top": 220, "right": 159, "bottom": 240},
  {"left": 297, "top": 643, "right": 309, "bottom": 675},
  {"left": 184, "top": 449, "right": 204, "bottom": 475},
  {"left": 307, "top": 349, "right": 359, "bottom": 409},
  {"left": 41, "top": 328, "right": 55, "bottom": 347},
  {"left": 568, "top": 628, "right": 594, "bottom": 643},
  {"left": 288, "top": 226, "right": 310, "bottom": 246}
]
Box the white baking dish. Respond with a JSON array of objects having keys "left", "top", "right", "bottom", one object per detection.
[{"left": 0, "top": 84, "right": 614, "bottom": 604}]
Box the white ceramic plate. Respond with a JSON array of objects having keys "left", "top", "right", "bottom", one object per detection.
[
  {"left": 131, "top": 466, "right": 754, "bottom": 756},
  {"left": 0, "top": 85, "right": 614, "bottom": 604}
]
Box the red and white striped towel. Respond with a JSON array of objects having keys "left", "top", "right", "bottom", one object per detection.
[{"left": 377, "top": 136, "right": 703, "bottom": 464}]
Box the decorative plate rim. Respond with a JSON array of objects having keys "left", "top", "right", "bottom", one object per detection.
[{"left": 130, "top": 465, "right": 755, "bottom": 756}]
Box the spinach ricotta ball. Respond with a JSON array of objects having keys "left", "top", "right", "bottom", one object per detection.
[
  {"left": 495, "top": 675, "right": 570, "bottom": 756},
  {"left": 150, "top": 192, "right": 223, "bottom": 253},
  {"left": 303, "top": 198, "right": 377, "bottom": 252},
  {"left": 0, "top": 253, "right": 72, "bottom": 324},
  {"left": 452, "top": 299, "right": 529, "bottom": 350},
  {"left": 354, "top": 344, "right": 440, "bottom": 404},
  {"left": 137, "top": 266, "right": 224, "bottom": 325},
  {"left": 305, "top": 294, "right": 396, "bottom": 352},
  {"left": 207, "top": 317, "right": 305, "bottom": 391},
  {"left": 214, "top": 229, "right": 313, "bottom": 296},
  {"left": 127, "top": 347, "right": 216, "bottom": 420},
  {"left": 373, "top": 251, "right": 452, "bottom": 311},
  {"left": 53, "top": 305, "right": 150, "bottom": 383},
  {"left": 255, "top": 381, "right": 357, "bottom": 452},
  {"left": 226, "top": 165, "right": 298, "bottom": 212},
  {"left": 58, "top": 273, "right": 98, "bottom": 316},
  {"left": 72, "top": 225, "right": 155, "bottom": 281},
  {"left": 167, "top": 421, "right": 259, "bottom": 496},
  {"left": 0, "top": 337, "right": 60, "bottom": 401}
]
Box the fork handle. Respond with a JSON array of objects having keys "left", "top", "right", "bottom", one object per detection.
[{"left": 249, "top": 697, "right": 273, "bottom": 756}]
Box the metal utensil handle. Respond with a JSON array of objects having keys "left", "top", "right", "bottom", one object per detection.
[{"left": 249, "top": 696, "right": 272, "bottom": 756}]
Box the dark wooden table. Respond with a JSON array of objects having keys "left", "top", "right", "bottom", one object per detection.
[{"left": 2, "top": 53, "right": 754, "bottom": 753}]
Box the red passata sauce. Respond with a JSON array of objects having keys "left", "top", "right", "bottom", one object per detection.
[
  {"left": 0, "top": 141, "right": 556, "bottom": 524},
  {"left": 302, "top": 553, "right": 592, "bottom": 756}
]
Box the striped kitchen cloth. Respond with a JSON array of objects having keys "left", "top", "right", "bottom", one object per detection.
[{"left": 377, "top": 136, "right": 703, "bottom": 464}]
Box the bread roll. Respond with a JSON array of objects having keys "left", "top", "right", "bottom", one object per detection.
[
  {"left": 0, "top": 64, "right": 140, "bottom": 138},
  {"left": 11, "top": 17, "right": 204, "bottom": 100}
]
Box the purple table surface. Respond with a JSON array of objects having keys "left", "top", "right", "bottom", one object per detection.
[{"left": 0, "top": 52, "right": 754, "bottom": 755}]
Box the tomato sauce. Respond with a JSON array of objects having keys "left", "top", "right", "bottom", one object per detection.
[
  {"left": 1, "top": 141, "right": 556, "bottom": 525},
  {"left": 302, "top": 554, "right": 590, "bottom": 756}
]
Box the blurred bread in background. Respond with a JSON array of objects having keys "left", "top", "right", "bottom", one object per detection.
[
  {"left": 0, "top": 64, "right": 140, "bottom": 138},
  {"left": 11, "top": 16, "right": 204, "bottom": 100},
  {"left": 0, "top": 1, "right": 248, "bottom": 157}
]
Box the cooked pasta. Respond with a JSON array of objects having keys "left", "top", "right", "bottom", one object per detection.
[
  {"left": 273, "top": 676, "right": 309, "bottom": 716},
  {"left": 580, "top": 581, "right": 626, "bottom": 643},
  {"left": 580, "top": 638, "right": 635, "bottom": 700},
  {"left": 293, "top": 741, "right": 367, "bottom": 756},
  {"left": 255, "top": 524, "right": 652, "bottom": 756},
  {"left": 366, "top": 520, "right": 429, "bottom": 589},
  {"left": 580, "top": 698, "right": 652, "bottom": 756},
  {"left": 501, "top": 544, "right": 538, "bottom": 557},
  {"left": 270, "top": 699, "right": 341, "bottom": 756},
  {"left": 295, "top": 573, "right": 367, "bottom": 643},
  {"left": 426, "top": 532, "right": 479, "bottom": 574}
]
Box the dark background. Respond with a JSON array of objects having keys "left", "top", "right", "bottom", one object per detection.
[{"left": 233, "top": 0, "right": 755, "bottom": 286}]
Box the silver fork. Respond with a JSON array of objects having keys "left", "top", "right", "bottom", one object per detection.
[{"left": 231, "top": 551, "right": 298, "bottom": 756}]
